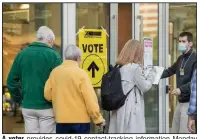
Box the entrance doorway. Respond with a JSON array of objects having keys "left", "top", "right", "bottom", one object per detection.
[{"left": 168, "top": 3, "right": 197, "bottom": 131}]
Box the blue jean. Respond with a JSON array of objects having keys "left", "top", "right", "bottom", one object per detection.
[{"left": 56, "top": 123, "right": 90, "bottom": 134}]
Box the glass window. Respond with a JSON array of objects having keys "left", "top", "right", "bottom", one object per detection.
[
  {"left": 3, "top": 4, "right": 62, "bottom": 133},
  {"left": 139, "top": 3, "right": 159, "bottom": 133},
  {"left": 76, "top": 3, "right": 110, "bottom": 133},
  {"left": 76, "top": 3, "right": 110, "bottom": 45},
  {"left": 3, "top": 4, "right": 62, "bottom": 88}
]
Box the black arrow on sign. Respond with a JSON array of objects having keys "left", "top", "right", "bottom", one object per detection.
[{"left": 87, "top": 61, "right": 99, "bottom": 78}]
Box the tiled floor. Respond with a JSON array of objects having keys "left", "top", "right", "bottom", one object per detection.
[{"left": 3, "top": 115, "right": 24, "bottom": 133}]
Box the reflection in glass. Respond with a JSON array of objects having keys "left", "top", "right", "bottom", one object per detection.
[
  {"left": 3, "top": 4, "right": 62, "bottom": 87},
  {"left": 139, "top": 3, "right": 159, "bottom": 133},
  {"left": 3, "top": 3, "right": 62, "bottom": 133}
]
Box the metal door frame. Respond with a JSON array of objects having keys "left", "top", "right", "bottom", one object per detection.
[
  {"left": 158, "top": 3, "right": 169, "bottom": 133},
  {"left": 62, "top": 3, "right": 76, "bottom": 57},
  {"left": 133, "top": 3, "right": 169, "bottom": 133}
]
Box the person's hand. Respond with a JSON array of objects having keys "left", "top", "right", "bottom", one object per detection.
[
  {"left": 171, "top": 88, "right": 181, "bottom": 96},
  {"left": 188, "top": 116, "right": 195, "bottom": 133},
  {"left": 96, "top": 119, "right": 106, "bottom": 127}
]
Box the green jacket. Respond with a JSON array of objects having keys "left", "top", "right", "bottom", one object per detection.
[{"left": 7, "top": 42, "right": 62, "bottom": 109}]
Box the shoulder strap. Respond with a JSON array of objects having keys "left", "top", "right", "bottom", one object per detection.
[
  {"left": 125, "top": 85, "right": 135, "bottom": 96},
  {"left": 115, "top": 64, "right": 122, "bottom": 68},
  {"left": 125, "top": 85, "right": 141, "bottom": 96}
]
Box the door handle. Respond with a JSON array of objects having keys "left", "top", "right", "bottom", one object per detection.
[{"left": 166, "top": 85, "right": 170, "bottom": 94}]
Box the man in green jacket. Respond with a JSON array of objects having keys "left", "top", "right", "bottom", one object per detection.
[{"left": 7, "top": 26, "right": 62, "bottom": 133}]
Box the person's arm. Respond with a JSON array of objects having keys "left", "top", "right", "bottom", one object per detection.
[
  {"left": 133, "top": 65, "right": 156, "bottom": 93},
  {"left": 179, "top": 62, "right": 197, "bottom": 98},
  {"left": 44, "top": 52, "right": 62, "bottom": 101},
  {"left": 187, "top": 70, "right": 196, "bottom": 133},
  {"left": 188, "top": 115, "right": 195, "bottom": 133},
  {"left": 187, "top": 70, "right": 196, "bottom": 116},
  {"left": 7, "top": 54, "right": 22, "bottom": 104},
  {"left": 179, "top": 82, "right": 191, "bottom": 98},
  {"left": 80, "top": 71, "right": 104, "bottom": 125},
  {"left": 53, "top": 52, "right": 63, "bottom": 69},
  {"left": 161, "top": 56, "right": 181, "bottom": 79},
  {"left": 44, "top": 73, "right": 53, "bottom": 102}
]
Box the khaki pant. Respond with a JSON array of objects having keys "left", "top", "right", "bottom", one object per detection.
[
  {"left": 171, "top": 102, "right": 190, "bottom": 133},
  {"left": 22, "top": 108, "right": 56, "bottom": 133}
]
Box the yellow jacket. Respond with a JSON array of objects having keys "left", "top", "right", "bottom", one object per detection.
[{"left": 44, "top": 60, "right": 104, "bottom": 124}]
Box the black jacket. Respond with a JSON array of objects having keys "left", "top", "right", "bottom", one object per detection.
[{"left": 161, "top": 48, "right": 196, "bottom": 103}]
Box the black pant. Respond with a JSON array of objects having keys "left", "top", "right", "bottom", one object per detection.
[{"left": 56, "top": 123, "right": 90, "bottom": 134}]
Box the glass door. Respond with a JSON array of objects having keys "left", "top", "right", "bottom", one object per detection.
[
  {"left": 76, "top": 3, "right": 110, "bottom": 133},
  {"left": 168, "top": 3, "right": 196, "bottom": 132},
  {"left": 134, "top": 3, "right": 160, "bottom": 133}
]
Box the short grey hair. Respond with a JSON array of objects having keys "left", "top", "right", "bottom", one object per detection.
[
  {"left": 64, "top": 44, "right": 82, "bottom": 61},
  {"left": 36, "top": 26, "right": 55, "bottom": 43}
]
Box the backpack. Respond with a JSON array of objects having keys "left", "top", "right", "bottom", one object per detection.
[{"left": 101, "top": 64, "right": 134, "bottom": 111}]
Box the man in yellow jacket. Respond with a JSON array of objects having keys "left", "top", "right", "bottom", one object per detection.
[{"left": 44, "top": 44, "right": 105, "bottom": 134}]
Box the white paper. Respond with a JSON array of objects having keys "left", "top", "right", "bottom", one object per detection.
[
  {"left": 152, "top": 66, "right": 165, "bottom": 85},
  {"left": 143, "top": 37, "right": 153, "bottom": 67},
  {"left": 144, "top": 66, "right": 165, "bottom": 85}
]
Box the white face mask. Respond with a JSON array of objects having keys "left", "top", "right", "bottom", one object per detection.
[{"left": 178, "top": 43, "right": 187, "bottom": 53}]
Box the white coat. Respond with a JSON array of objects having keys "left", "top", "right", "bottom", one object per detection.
[{"left": 108, "top": 63, "right": 156, "bottom": 133}]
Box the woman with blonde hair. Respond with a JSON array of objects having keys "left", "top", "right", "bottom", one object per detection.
[{"left": 108, "top": 39, "right": 156, "bottom": 133}]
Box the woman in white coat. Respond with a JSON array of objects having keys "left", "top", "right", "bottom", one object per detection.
[{"left": 108, "top": 39, "right": 156, "bottom": 133}]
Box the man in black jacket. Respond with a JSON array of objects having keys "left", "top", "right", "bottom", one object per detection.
[{"left": 161, "top": 32, "right": 196, "bottom": 133}]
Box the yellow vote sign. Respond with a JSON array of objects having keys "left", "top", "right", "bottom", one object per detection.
[{"left": 79, "top": 29, "right": 107, "bottom": 87}]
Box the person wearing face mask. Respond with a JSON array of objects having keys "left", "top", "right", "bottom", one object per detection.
[
  {"left": 44, "top": 44, "right": 105, "bottom": 133},
  {"left": 161, "top": 32, "right": 196, "bottom": 133},
  {"left": 7, "top": 26, "right": 62, "bottom": 133}
]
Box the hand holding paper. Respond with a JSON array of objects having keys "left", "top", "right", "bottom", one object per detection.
[
  {"left": 152, "top": 66, "right": 165, "bottom": 85},
  {"left": 144, "top": 66, "right": 165, "bottom": 85}
]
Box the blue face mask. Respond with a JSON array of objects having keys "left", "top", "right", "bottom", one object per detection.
[{"left": 178, "top": 43, "right": 187, "bottom": 53}]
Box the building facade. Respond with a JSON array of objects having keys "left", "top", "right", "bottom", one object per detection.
[{"left": 2, "top": 3, "right": 197, "bottom": 133}]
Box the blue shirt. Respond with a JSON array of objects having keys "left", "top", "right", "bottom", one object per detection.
[{"left": 187, "top": 70, "right": 196, "bottom": 116}]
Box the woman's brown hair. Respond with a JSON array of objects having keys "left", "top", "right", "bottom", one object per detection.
[{"left": 116, "top": 39, "right": 144, "bottom": 66}]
